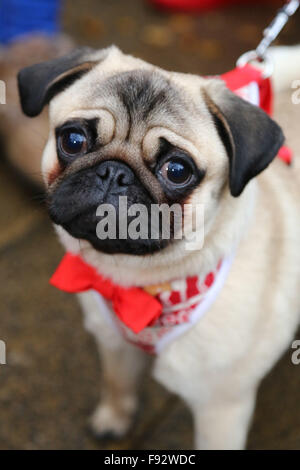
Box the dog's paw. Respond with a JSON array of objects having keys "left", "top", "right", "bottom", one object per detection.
[{"left": 89, "top": 398, "right": 137, "bottom": 440}]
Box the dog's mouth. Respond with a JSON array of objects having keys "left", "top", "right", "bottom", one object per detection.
[
  {"left": 55, "top": 207, "right": 169, "bottom": 255},
  {"left": 47, "top": 162, "right": 173, "bottom": 255}
]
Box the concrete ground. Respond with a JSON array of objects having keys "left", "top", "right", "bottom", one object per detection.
[{"left": 0, "top": 0, "right": 300, "bottom": 450}]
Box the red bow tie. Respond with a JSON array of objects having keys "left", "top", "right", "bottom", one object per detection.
[{"left": 50, "top": 253, "right": 162, "bottom": 334}]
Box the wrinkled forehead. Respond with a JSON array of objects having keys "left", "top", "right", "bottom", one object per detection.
[{"left": 49, "top": 52, "right": 210, "bottom": 141}]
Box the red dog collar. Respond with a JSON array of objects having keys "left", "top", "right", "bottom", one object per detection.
[
  {"left": 50, "top": 253, "right": 162, "bottom": 334},
  {"left": 50, "top": 254, "right": 222, "bottom": 334},
  {"left": 50, "top": 253, "right": 233, "bottom": 353}
]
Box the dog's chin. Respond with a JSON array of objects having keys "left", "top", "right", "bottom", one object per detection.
[{"left": 52, "top": 210, "right": 171, "bottom": 256}]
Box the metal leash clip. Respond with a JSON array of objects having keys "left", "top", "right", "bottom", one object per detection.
[{"left": 237, "top": 0, "right": 299, "bottom": 78}]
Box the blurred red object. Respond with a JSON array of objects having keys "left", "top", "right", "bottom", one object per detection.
[{"left": 149, "top": 0, "right": 282, "bottom": 12}]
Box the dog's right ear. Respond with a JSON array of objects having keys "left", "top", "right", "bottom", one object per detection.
[
  {"left": 203, "top": 79, "right": 284, "bottom": 197},
  {"left": 18, "top": 46, "right": 110, "bottom": 117}
]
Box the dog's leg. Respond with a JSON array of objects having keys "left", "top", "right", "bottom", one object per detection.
[
  {"left": 191, "top": 388, "right": 257, "bottom": 450},
  {"left": 154, "top": 353, "right": 258, "bottom": 449},
  {"left": 77, "top": 291, "right": 146, "bottom": 439}
]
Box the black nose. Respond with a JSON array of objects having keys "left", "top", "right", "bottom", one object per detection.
[{"left": 96, "top": 160, "right": 135, "bottom": 193}]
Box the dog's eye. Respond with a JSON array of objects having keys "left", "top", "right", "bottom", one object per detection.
[
  {"left": 160, "top": 158, "right": 192, "bottom": 185},
  {"left": 58, "top": 128, "right": 88, "bottom": 157}
]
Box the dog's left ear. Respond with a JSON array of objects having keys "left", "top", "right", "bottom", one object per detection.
[
  {"left": 18, "top": 46, "right": 112, "bottom": 117},
  {"left": 203, "top": 80, "right": 284, "bottom": 197}
]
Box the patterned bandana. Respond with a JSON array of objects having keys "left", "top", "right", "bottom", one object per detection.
[{"left": 50, "top": 253, "right": 234, "bottom": 353}]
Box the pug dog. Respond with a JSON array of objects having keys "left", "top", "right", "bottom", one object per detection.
[{"left": 17, "top": 45, "right": 300, "bottom": 449}]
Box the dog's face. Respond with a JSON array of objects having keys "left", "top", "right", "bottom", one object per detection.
[{"left": 18, "top": 46, "right": 284, "bottom": 256}]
